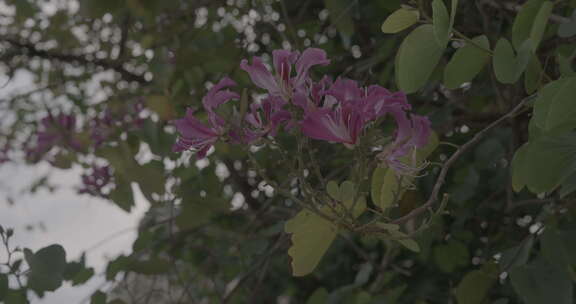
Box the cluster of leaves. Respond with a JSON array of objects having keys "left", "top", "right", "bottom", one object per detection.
[{"left": 2, "top": 0, "right": 576, "bottom": 303}]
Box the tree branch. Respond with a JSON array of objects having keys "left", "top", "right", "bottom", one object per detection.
[
  {"left": 392, "top": 96, "right": 533, "bottom": 225},
  {"left": 1, "top": 36, "right": 149, "bottom": 84}
]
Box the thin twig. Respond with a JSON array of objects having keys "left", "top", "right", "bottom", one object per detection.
[{"left": 392, "top": 95, "right": 532, "bottom": 225}]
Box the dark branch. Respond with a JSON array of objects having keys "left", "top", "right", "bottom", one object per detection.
[{"left": 1, "top": 36, "right": 149, "bottom": 84}]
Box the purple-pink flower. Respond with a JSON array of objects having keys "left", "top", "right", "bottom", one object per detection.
[
  {"left": 27, "top": 113, "right": 83, "bottom": 160},
  {"left": 172, "top": 47, "right": 432, "bottom": 167},
  {"left": 172, "top": 77, "right": 239, "bottom": 158},
  {"left": 240, "top": 48, "right": 330, "bottom": 100},
  {"left": 380, "top": 112, "right": 432, "bottom": 173},
  {"left": 78, "top": 165, "right": 112, "bottom": 197},
  {"left": 244, "top": 96, "right": 291, "bottom": 141}
]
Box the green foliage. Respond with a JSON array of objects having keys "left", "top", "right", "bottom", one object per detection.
[
  {"left": 395, "top": 25, "right": 445, "bottom": 93},
  {"left": 533, "top": 77, "right": 576, "bottom": 132},
  {"left": 4, "top": 0, "right": 576, "bottom": 302},
  {"left": 324, "top": 0, "right": 355, "bottom": 47},
  {"left": 285, "top": 181, "right": 366, "bottom": 276},
  {"left": 24, "top": 245, "right": 67, "bottom": 295},
  {"left": 510, "top": 258, "right": 573, "bottom": 304},
  {"left": 493, "top": 38, "right": 532, "bottom": 84},
  {"left": 432, "top": 0, "right": 451, "bottom": 47},
  {"left": 512, "top": 0, "right": 546, "bottom": 49},
  {"left": 454, "top": 262, "right": 499, "bottom": 304},
  {"left": 444, "top": 36, "right": 490, "bottom": 89},
  {"left": 285, "top": 207, "right": 338, "bottom": 277},
  {"left": 381, "top": 8, "right": 420, "bottom": 34}
]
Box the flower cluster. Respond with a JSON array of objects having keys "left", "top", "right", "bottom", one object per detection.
[
  {"left": 89, "top": 99, "right": 145, "bottom": 147},
  {"left": 78, "top": 165, "right": 113, "bottom": 197},
  {"left": 26, "top": 113, "right": 83, "bottom": 161},
  {"left": 173, "top": 48, "right": 432, "bottom": 173}
]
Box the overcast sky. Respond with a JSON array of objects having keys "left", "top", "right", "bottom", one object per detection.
[{"left": 0, "top": 69, "right": 149, "bottom": 303}]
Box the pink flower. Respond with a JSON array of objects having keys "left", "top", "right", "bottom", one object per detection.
[
  {"left": 172, "top": 78, "right": 239, "bottom": 158},
  {"left": 381, "top": 113, "right": 432, "bottom": 173},
  {"left": 27, "top": 113, "right": 82, "bottom": 160},
  {"left": 244, "top": 96, "right": 291, "bottom": 142},
  {"left": 301, "top": 78, "right": 415, "bottom": 148},
  {"left": 301, "top": 105, "right": 364, "bottom": 146},
  {"left": 240, "top": 48, "right": 330, "bottom": 100},
  {"left": 78, "top": 165, "right": 112, "bottom": 197}
]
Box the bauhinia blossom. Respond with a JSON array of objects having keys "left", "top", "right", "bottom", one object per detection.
[
  {"left": 78, "top": 165, "right": 112, "bottom": 197},
  {"left": 240, "top": 48, "right": 330, "bottom": 100},
  {"left": 27, "top": 113, "right": 83, "bottom": 160},
  {"left": 379, "top": 112, "right": 432, "bottom": 173},
  {"left": 244, "top": 96, "right": 291, "bottom": 141},
  {"left": 172, "top": 48, "right": 432, "bottom": 170},
  {"left": 172, "top": 77, "right": 239, "bottom": 158}
]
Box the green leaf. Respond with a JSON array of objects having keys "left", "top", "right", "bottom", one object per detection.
[
  {"left": 432, "top": 0, "right": 450, "bottom": 46},
  {"left": 381, "top": 8, "right": 420, "bottom": 33},
  {"left": 0, "top": 274, "right": 7, "bottom": 301},
  {"left": 285, "top": 208, "right": 338, "bottom": 276},
  {"left": 524, "top": 133, "right": 576, "bottom": 193},
  {"left": 396, "top": 25, "right": 445, "bottom": 93},
  {"left": 524, "top": 55, "right": 543, "bottom": 94},
  {"left": 26, "top": 244, "right": 67, "bottom": 293},
  {"left": 541, "top": 228, "right": 576, "bottom": 273},
  {"left": 307, "top": 288, "right": 329, "bottom": 304},
  {"left": 510, "top": 258, "right": 573, "bottom": 304},
  {"left": 530, "top": 1, "right": 553, "bottom": 50},
  {"left": 339, "top": 181, "right": 357, "bottom": 205},
  {"left": 533, "top": 77, "right": 576, "bottom": 132},
  {"left": 145, "top": 95, "right": 174, "bottom": 121},
  {"left": 493, "top": 38, "right": 516, "bottom": 84},
  {"left": 558, "top": 54, "right": 576, "bottom": 77},
  {"left": 108, "top": 177, "right": 134, "bottom": 212},
  {"left": 324, "top": 0, "right": 355, "bottom": 47},
  {"left": 388, "top": 229, "right": 420, "bottom": 252},
  {"left": 126, "top": 258, "right": 171, "bottom": 275},
  {"left": 493, "top": 38, "right": 533, "bottom": 84},
  {"left": 26, "top": 244, "right": 66, "bottom": 275},
  {"left": 558, "top": 10, "right": 576, "bottom": 38},
  {"left": 286, "top": 183, "right": 366, "bottom": 276},
  {"left": 560, "top": 171, "right": 576, "bottom": 197},
  {"left": 444, "top": 35, "right": 490, "bottom": 89},
  {"left": 512, "top": 0, "right": 546, "bottom": 49},
  {"left": 454, "top": 262, "right": 499, "bottom": 304},
  {"left": 105, "top": 255, "right": 130, "bottom": 280},
  {"left": 91, "top": 290, "right": 107, "bottom": 304},
  {"left": 2, "top": 289, "right": 27, "bottom": 304},
  {"left": 450, "top": 0, "right": 459, "bottom": 30},
  {"left": 434, "top": 240, "right": 469, "bottom": 273},
  {"left": 511, "top": 143, "right": 530, "bottom": 192},
  {"left": 354, "top": 263, "right": 374, "bottom": 286},
  {"left": 371, "top": 166, "right": 387, "bottom": 207},
  {"left": 176, "top": 195, "right": 229, "bottom": 230},
  {"left": 327, "top": 180, "right": 340, "bottom": 201},
  {"left": 71, "top": 267, "right": 94, "bottom": 286},
  {"left": 500, "top": 237, "right": 534, "bottom": 271}
]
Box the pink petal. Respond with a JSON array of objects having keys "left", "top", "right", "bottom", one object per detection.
[
  {"left": 240, "top": 57, "right": 281, "bottom": 95},
  {"left": 294, "top": 48, "right": 330, "bottom": 88}
]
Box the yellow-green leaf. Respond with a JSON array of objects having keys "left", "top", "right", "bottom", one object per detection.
[
  {"left": 381, "top": 8, "right": 420, "bottom": 34},
  {"left": 285, "top": 208, "right": 338, "bottom": 277},
  {"left": 396, "top": 25, "right": 445, "bottom": 93},
  {"left": 146, "top": 95, "right": 174, "bottom": 121},
  {"left": 432, "top": 0, "right": 450, "bottom": 46},
  {"left": 512, "top": 0, "right": 546, "bottom": 49},
  {"left": 454, "top": 263, "right": 499, "bottom": 304},
  {"left": 444, "top": 35, "right": 490, "bottom": 89},
  {"left": 530, "top": 1, "right": 553, "bottom": 50}
]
